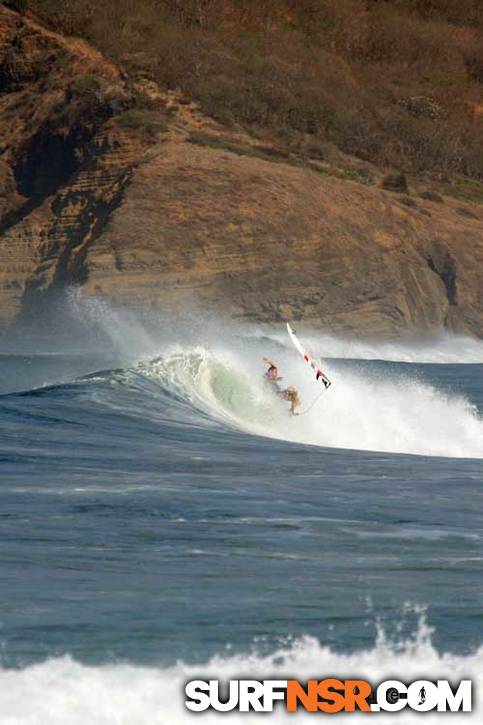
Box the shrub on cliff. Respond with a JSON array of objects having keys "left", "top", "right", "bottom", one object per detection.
[
  {"left": 26, "top": 0, "right": 483, "bottom": 181},
  {"left": 117, "top": 108, "right": 169, "bottom": 137},
  {"left": 5, "top": 0, "right": 28, "bottom": 12}
]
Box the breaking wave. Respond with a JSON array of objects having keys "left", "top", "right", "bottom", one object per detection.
[
  {"left": 1, "top": 616, "right": 481, "bottom": 724},
  {"left": 54, "top": 294, "right": 483, "bottom": 457},
  {"left": 124, "top": 341, "right": 483, "bottom": 458},
  {"left": 5, "top": 295, "right": 483, "bottom": 458}
]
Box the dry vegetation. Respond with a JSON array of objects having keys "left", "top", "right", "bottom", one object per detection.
[{"left": 11, "top": 0, "right": 483, "bottom": 180}]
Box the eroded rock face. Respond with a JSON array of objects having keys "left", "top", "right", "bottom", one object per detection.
[
  {"left": 0, "top": 5, "right": 482, "bottom": 338},
  {"left": 84, "top": 140, "right": 483, "bottom": 337},
  {"left": 0, "top": 6, "right": 145, "bottom": 327}
]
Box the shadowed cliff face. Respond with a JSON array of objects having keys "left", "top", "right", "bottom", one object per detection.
[
  {"left": 0, "top": 5, "right": 149, "bottom": 327},
  {"left": 0, "top": 5, "right": 482, "bottom": 338}
]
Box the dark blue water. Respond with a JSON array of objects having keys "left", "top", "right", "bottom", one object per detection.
[{"left": 1, "top": 350, "right": 483, "bottom": 676}]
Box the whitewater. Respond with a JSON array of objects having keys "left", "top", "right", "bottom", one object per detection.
[{"left": 1, "top": 304, "right": 483, "bottom": 724}]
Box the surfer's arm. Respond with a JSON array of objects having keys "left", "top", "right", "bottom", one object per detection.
[{"left": 263, "top": 356, "right": 276, "bottom": 366}]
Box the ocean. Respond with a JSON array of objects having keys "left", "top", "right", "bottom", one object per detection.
[{"left": 1, "top": 302, "right": 483, "bottom": 724}]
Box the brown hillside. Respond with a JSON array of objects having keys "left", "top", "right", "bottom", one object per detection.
[
  {"left": 0, "top": 3, "right": 482, "bottom": 337},
  {"left": 22, "top": 0, "right": 483, "bottom": 181}
]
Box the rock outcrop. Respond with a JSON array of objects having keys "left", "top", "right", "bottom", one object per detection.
[{"left": 1, "top": 4, "right": 482, "bottom": 338}]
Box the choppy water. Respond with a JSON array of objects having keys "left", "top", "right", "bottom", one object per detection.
[{"left": 1, "top": 308, "right": 483, "bottom": 724}]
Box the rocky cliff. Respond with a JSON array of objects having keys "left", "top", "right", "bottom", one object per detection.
[{"left": 1, "top": 4, "right": 482, "bottom": 338}]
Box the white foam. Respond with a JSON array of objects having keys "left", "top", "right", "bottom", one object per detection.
[{"left": 1, "top": 621, "right": 482, "bottom": 724}]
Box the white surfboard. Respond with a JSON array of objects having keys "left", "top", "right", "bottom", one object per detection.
[{"left": 286, "top": 323, "right": 331, "bottom": 389}]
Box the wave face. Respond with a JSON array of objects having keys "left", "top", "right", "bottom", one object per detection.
[{"left": 2, "top": 305, "right": 483, "bottom": 723}]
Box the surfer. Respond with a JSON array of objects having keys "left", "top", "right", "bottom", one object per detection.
[
  {"left": 263, "top": 358, "right": 301, "bottom": 415},
  {"left": 282, "top": 386, "right": 301, "bottom": 416},
  {"left": 263, "top": 357, "right": 282, "bottom": 383}
]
